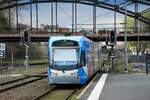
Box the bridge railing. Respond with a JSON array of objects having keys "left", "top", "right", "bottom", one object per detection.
[{"left": 0, "top": 26, "right": 149, "bottom": 36}]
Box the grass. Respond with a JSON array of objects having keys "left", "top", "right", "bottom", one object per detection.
[
  {"left": 2, "top": 58, "right": 48, "bottom": 65},
  {"left": 1, "top": 65, "right": 48, "bottom": 75},
  {"left": 112, "top": 54, "right": 146, "bottom": 74},
  {"left": 0, "top": 58, "right": 48, "bottom": 75},
  {"left": 13, "top": 65, "right": 47, "bottom": 74}
]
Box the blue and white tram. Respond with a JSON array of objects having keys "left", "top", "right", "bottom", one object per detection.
[{"left": 48, "top": 36, "right": 101, "bottom": 85}]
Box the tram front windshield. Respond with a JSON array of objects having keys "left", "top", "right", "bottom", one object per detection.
[
  {"left": 53, "top": 48, "right": 77, "bottom": 62},
  {"left": 51, "top": 40, "right": 79, "bottom": 70}
]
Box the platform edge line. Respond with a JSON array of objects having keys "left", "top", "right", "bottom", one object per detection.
[
  {"left": 87, "top": 73, "right": 108, "bottom": 100},
  {"left": 76, "top": 73, "right": 99, "bottom": 100}
]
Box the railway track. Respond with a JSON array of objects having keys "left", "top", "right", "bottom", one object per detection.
[
  {"left": 32, "top": 87, "right": 56, "bottom": 100},
  {"left": 0, "top": 72, "right": 47, "bottom": 85},
  {"left": 0, "top": 76, "right": 32, "bottom": 86},
  {"left": 32, "top": 85, "right": 82, "bottom": 100},
  {"left": 0, "top": 72, "right": 47, "bottom": 93},
  {"left": 64, "top": 88, "right": 80, "bottom": 100}
]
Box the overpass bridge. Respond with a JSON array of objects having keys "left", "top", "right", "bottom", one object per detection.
[
  {"left": 0, "top": 33, "right": 149, "bottom": 42},
  {"left": 0, "top": 0, "right": 149, "bottom": 43},
  {"left": 0, "top": 0, "right": 149, "bottom": 35}
]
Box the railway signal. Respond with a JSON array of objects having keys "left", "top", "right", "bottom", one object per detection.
[
  {"left": 24, "top": 31, "right": 28, "bottom": 42},
  {"left": 110, "top": 31, "right": 115, "bottom": 43},
  {"left": 107, "top": 31, "right": 116, "bottom": 71},
  {"left": 23, "top": 30, "right": 31, "bottom": 45},
  {"left": 23, "top": 29, "right": 31, "bottom": 73}
]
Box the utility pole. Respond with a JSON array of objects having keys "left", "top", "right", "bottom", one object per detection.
[
  {"left": 124, "top": 3, "right": 128, "bottom": 72},
  {"left": 56, "top": 1, "right": 58, "bottom": 33},
  {"left": 30, "top": 0, "right": 32, "bottom": 32},
  {"left": 109, "top": 31, "right": 116, "bottom": 71},
  {"left": 135, "top": 0, "right": 139, "bottom": 63},
  {"left": 8, "top": 2, "right": 11, "bottom": 33},
  {"left": 25, "top": 45, "right": 29, "bottom": 73},
  {"left": 51, "top": 2, "right": 54, "bottom": 34},
  {"left": 16, "top": 0, "right": 19, "bottom": 32},
  {"left": 36, "top": 1, "right": 38, "bottom": 31},
  {"left": 11, "top": 52, "right": 14, "bottom": 73},
  {"left": 23, "top": 30, "right": 31, "bottom": 73},
  {"left": 109, "top": 0, "right": 117, "bottom": 72},
  {"left": 114, "top": 0, "right": 117, "bottom": 43},
  {"left": 72, "top": 1, "right": 74, "bottom": 34},
  {"left": 0, "top": 57, "right": 2, "bottom": 74},
  {"left": 93, "top": 0, "right": 96, "bottom": 34},
  {"left": 75, "top": 0, "right": 77, "bottom": 33}
]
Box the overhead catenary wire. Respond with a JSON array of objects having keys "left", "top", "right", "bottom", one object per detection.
[
  {"left": 57, "top": 3, "right": 83, "bottom": 31},
  {"left": 78, "top": 11, "right": 112, "bottom": 24},
  {"left": 57, "top": 4, "right": 72, "bottom": 21}
]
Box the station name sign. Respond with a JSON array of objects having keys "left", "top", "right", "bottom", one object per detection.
[{"left": 0, "top": 43, "right": 5, "bottom": 58}]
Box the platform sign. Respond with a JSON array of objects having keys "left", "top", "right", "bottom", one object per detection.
[{"left": 0, "top": 43, "right": 5, "bottom": 58}]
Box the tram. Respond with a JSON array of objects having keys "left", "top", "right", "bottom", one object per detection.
[{"left": 48, "top": 36, "right": 101, "bottom": 85}]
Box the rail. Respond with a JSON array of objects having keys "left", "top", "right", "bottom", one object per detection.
[{"left": 0, "top": 72, "right": 47, "bottom": 93}]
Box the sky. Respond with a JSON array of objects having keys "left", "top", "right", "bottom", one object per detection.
[{"left": 14, "top": 0, "right": 149, "bottom": 30}]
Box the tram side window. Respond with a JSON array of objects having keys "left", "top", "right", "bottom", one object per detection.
[{"left": 80, "top": 50, "right": 86, "bottom": 66}]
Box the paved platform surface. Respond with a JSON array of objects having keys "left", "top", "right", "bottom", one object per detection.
[
  {"left": 79, "top": 73, "right": 150, "bottom": 100},
  {"left": 99, "top": 74, "right": 150, "bottom": 100}
]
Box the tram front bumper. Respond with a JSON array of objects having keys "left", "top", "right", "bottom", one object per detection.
[{"left": 49, "top": 75, "right": 80, "bottom": 84}]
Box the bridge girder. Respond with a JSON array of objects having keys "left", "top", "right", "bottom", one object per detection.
[
  {"left": 0, "top": 35, "right": 150, "bottom": 42},
  {"left": 0, "top": 0, "right": 149, "bottom": 25}
]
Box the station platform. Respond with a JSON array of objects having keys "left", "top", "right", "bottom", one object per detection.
[{"left": 78, "top": 73, "right": 150, "bottom": 100}]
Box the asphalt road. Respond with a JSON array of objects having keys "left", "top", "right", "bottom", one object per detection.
[{"left": 99, "top": 74, "right": 150, "bottom": 100}]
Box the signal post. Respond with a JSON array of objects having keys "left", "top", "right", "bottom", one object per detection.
[
  {"left": 107, "top": 31, "right": 116, "bottom": 72},
  {"left": 22, "top": 29, "right": 31, "bottom": 73}
]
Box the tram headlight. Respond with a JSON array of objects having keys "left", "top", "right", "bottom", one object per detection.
[
  {"left": 52, "top": 72, "right": 58, "bottom": 76},
  {"left": 55, "top": 73, "right": 58, "bottom": 75},
  {"left": 71, "top": 72, "right": 77, "bottom": 76},
  {"left": 71, "top": 73, "right": 74, "bottom": 75}
]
